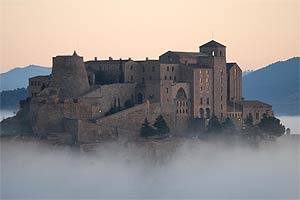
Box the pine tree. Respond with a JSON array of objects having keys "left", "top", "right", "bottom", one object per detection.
[
  {"left": 153, "top": 115, "right": 170, "bottom": 135},
  {"left": 222, "top": 117, "right": 236, "bottom": 134},
  {"left": 141, "top": 118, "right": 155, "bottom": 137},
  {"left": 207, "top": 115, "right": 222, "bottom": 133},
  {"left": 258, "top": 114, "right": 285, "bottom": 137}
]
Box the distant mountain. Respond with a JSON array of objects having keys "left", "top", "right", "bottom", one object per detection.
[
  {"left": 0, "top": 65, "right": 51, "bottom": 91},
  {"left": 243, "top": 57, "right": 299, "bottom": 116}
]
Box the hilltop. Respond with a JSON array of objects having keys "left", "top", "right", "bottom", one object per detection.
[{"left": 243, "top": 57, "right": 299, "bottom": 116}]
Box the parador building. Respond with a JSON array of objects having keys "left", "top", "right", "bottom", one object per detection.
[{"left": 27, "top": 40, "right": 273, "bottom": 142}]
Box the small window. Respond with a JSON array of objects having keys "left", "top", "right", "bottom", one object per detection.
[
  {"left": 207, "top": 97, "right": 209, "bottom": 105},
  {"left": 172, "top": 66, "right": 174, "bottom": 71},
  {"left": 186, "top": 109, "right": 188, "bottom": 114},
  {"left": 169, "top": 76, "right": 172, "bottom": 80},
  {"left": 200, "top": 86, "right": 203, "bottom": 92},
  {"left": 166, "top": 88, "right": 169, "bottom": 93},
  {"left": 143, "top": 66, "right": 145, "bottom": 72},
  {"left": 152, "top": 66, "right": 155, "bottom": 72},
  {"left": 167, "top": 66, "right": 169, "bottom": 71},
  {"left": 174, "top": 76, "right": 176, "bottom": 81},
  {"left": 130, "top": 75, "right": 133, "bottom": 81},
  {"left": 142, "top": 77, "right": 145, "bottom": 84},
  {"left": 221, "top": 104, "right": 223, "bottom": 110},
  {"left": 200, "top": 78, "right": 202, "bottom": 83},
  {"left": 183, "top": 109, "right": 185, "bottom": 114},
  {"left": 164, "top": 76, "right": 167, "bottom": 80},
  {"left": 206, "top": 70, "right": 209, "bottom": 74},
  {"left": 130, "top": 66, "right": 133, "bottom": 70},
  {"left": 234, "top": 68, "right": 237, "bottom": 76},
  {"left": 200, "top": 70, "right": 202, "bottom": 74},
  {"left": 221, "top": 95, "right": 223, "bottom": 101},
  {"left": 206, "top": 78, "right": 209, "bottom": 83},
  {"left": 200, "top": 97, "right": 203, "bottom": 105},
  {"left": 206, "top": 85, "right": 209, "bottom": 92}
]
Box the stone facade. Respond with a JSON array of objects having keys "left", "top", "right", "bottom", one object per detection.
[
  {"left": 27, "top": 40, "right": 274, "bottom": 142},
  {"left": 28, "top": 75, "right": 50, "bottom": 98}
]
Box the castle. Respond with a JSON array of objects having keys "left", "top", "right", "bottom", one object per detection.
[{"left": 27, "top": 40, "right": 273, "bottom": 143}]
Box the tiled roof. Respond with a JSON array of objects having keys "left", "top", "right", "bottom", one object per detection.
[{"left": 170, "top": 51, "right": 208, "bottom": 58}]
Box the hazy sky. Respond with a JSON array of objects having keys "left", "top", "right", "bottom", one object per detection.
[{"left": 0, "top": 0, "right": 299, "bottom": 73}]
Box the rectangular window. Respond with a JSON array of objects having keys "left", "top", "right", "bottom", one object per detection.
[
  {"left": 207, "top": 97, "right": 209, "bottom": 105},
  {"left": 221, "top": 96, "right": 223, "bottom": 101},
  {"left": 200, "top": 97, "right": 203, "bottom": 105},
  {"left": 169, "top": 76, "right": 172, "bottom": 80},
  {"left": 130, "top": 66, "right": 133, "bottom": 70},
  {"left": 172, "top": 66, "right": 174, "bottom": 71},
  {"left": 206, "top": 78, "right": 209, "bottom": 83},
  {"left": 256, "top": 113, "right": 259, "bottom": 120},
  {"left": 164, "top": 76, "right": 167, "bottom": 80},
  {"left": 206, "top": 70, "right": 209, "bottom": 74},
  {"left": 174, "top": 76, "right": 176, "bottom": 81},
  {"left": 166, "top": 88, "right": 169, "bottom": 93},
  {"left": 152, "top": 66, "right": 155, "bottom": 72},
  {"left": 130, "top": 75, "right": 133, "bottom": 81},
  {"left": 221, "top": 104, "right": 223, "bottom": 110},
  {"left": 167, "top": 66, "right": 169, "bottom": 71},
  {"left": 200, "top": 86, "right": 203, "bottom": 92}
]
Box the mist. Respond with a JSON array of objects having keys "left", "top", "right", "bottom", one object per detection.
[{"left": 1, "top": 136, "right": 299, "bottom": 199}]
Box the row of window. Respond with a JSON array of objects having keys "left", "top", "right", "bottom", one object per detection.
[
  {"left": 200, "top": 86, "right": 210, "bottom": 92},
  {"left": 164, "top": 76, "right": 176, "bottom": 81},
  {"left": 176, "top": 101, "right": 188, "bottom": 107},
  {"left": 31, "top": 81, "right": 41, "bottom": 86},
  {"left": 200, "top": 77, "right": 209, "bottom": 83},
  {"left": 130, "top": 65, "right": 176, "bottom": 73},
  {"left": 31, "top": 92, "right": 38, "bottom": 97},
  {"left": 200, "top": 70, "right": 209, "bottom": 75},
  {"left": 227, "top": 113, "right": 242, "bottom": 118},
  {"left": 176, "top": 109, "right": 188, "bottom": 114}
]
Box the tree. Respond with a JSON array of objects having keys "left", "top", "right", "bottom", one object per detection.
[
  {"left": 222, "top": 117, "right": 236, "bottom": 134},
  {"left": 140, "top": 118, "right": 156, "bottom": 137},
  {"left": 207, "top": 115, "right": 222, "bottom": 133},
  {"left": 258, "top": 114, "right": 285, "bottom": 137},
  {"left": 153, "top": 115, "right": 170, "bottom": 135}
]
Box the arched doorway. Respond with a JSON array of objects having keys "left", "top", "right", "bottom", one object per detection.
[
  {"left": 205, "top": 108, "right": 211, "bottom": 119},
  {"left": 137, "top": 93, "right": 143, "bottom": 104},
  {"left": 199, "top": 108, "right": 204, "bottom": 118}
]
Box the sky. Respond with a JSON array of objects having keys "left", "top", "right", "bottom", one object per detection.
[{"left": 0, "top": 0, "right": 299, "bottom": 73}]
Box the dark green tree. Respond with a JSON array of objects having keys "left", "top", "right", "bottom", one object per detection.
[
  {"left": 258, "top": 114, "right": 285, "bottom": 137},
  {"left": 222, "top": 117, "right": 236, "bottom": 134},
  {"left": 207, "top": 115, "right": 222, "bottom": 133},
  {"left": 140, "top": 118, "right": 156, "bottom": 137},
  {"left": 153, "top": 115, "right": 170, "bottom": 134}
]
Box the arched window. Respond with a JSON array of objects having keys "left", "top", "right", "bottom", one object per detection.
[{"left": 211, "top": 51, "right": 215, "bottom": 56}]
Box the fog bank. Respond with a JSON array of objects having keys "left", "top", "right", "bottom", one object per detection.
[{"left": 1, "top": 137, "right": 299, "bottom": 199}]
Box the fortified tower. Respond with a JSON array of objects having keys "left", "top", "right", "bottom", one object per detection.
[
  {"left": 49, "top": 51, "right": 89, "bottom": 98},
  {"left": 199, "top": 40, "right": 227, "bottom": 120}
]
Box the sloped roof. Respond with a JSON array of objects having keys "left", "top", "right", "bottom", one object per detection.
[
  {"left": 170, "top": 51, "right": 208, "bottom": 58},
  {"left": 200, "top": 40, "right": 226, "bottom": 48},
  {"left": 226, "top": 63, "right": 237, "bottom": 70},
  {"left": 236, "top": 100, "right": 272, "bottom": 107}
]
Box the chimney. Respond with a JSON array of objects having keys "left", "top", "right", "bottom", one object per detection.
[
  {"left": 94, "top": 57, "right": 97, "bottom": 61},
  {"left": 146, "top": 57, "right": 148, "bottom": 61},
  {"left": 109, "top": 57, "right": 113, "bottom": 60},
  {"left": 128, "top": 57, "right": 132, "bottom": 61}
]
